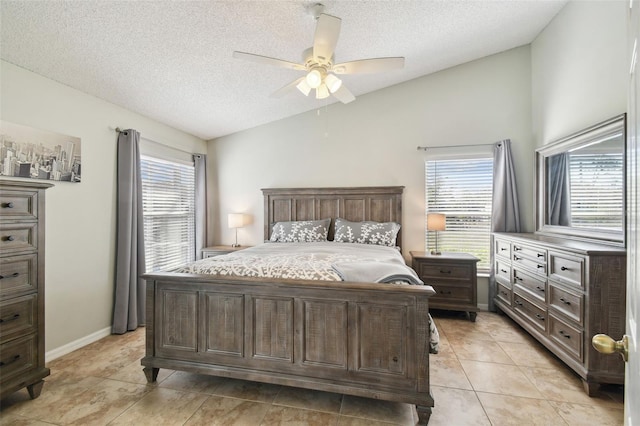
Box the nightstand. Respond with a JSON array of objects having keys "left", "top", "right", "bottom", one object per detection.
[
  {"left": 202, "top": 245, "right": 249, "bottom": 258},
  {"left": 410, "top": 251, "right": 480, "bottom": 322}
]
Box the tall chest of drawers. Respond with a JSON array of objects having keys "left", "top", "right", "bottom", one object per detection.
[
  {"left": 0, "top": 180, "right": 52, "bottom": 400},
  {"left": 493, "top": 232, "right": 626, "bottom": 395}
]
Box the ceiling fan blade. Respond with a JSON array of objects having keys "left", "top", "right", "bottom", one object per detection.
[
  {"left": 233, "top": 51, "right": 306, "bottom": 71},
  {"left": 332, "top": 57, "right": 405, "bottom": 74},
  {"left": 313, "top": 14, "right": 341, "bottom": 63},
  {"left": 270, "top": 77, "right": 305, "bottom": 98},
  {"left": 332, "top": 84, "right": 355, "bottom": 104}
]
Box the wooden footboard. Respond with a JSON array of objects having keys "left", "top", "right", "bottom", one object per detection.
[{"left": 141, "top": 273, "right": 435, "bottom": 424}]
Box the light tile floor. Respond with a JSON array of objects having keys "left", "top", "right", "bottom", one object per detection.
[{"left": 0, "top": 311, "right": 625, "bottom": 425}]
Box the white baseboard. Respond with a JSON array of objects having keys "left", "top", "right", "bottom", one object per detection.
[
  {"left": 46, "top": 326, "right": 112, "bottom": 363},
  {"left": 478, "top": 303, "right": 489, "bottom": 311}
]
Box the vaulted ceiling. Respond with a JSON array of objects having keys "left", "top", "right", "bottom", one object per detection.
[{"left": 0, "top": 1, "right": 567, "bottom": 140}]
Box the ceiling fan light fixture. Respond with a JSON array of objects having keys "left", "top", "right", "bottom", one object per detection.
[
  {"left": 296, "top": 79, "right": 312, "bottom": 96},
  {"left": 315, "top": 83, "right": 330, "bottom": 99},
  {"left": 306, "top": 69, "right": 323, "bottom": 88},
  {"left": 324, "top": 73, "right": 342, "bottom": 93}
]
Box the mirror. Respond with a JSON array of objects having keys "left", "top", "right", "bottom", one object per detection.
[{"left": 536, "top": 114, "right": 626, "bottom": 246}]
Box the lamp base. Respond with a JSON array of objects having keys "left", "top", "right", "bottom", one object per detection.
[
  {"left": 231, "top": 243, "right": 240, "bottom": 248},
  {"left": 430, "top": 250, "right": 442, "bottom": 255}
]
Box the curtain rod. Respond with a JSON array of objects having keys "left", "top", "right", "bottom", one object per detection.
[
  {"left": 109, "top": 125, "right": 201, "bottom": 156},
  {"left": 417, "top": 142, "right": 498, "bottom": 151}
]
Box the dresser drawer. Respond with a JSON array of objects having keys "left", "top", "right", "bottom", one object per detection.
[
  {"left": 495, "top": 239, "right": 511, "bottom": 259},
  {"left": 415, "top": 262, "right": 473, "bottom": 281},
  {"left": 0, "top": 294, "right": 37, "bottom": 343},
  {"left": 513, "top": 268, "right": 547, "bottom": 304},
  {"left": 430, "top": 283, "right": 473, "bottom": 304},
  {"left": 496, "top": 282, "right": 512, "bottom": 307},
  {"left": 513, "top": 289, "right": 547, "bottom": 332},
  {"left": 549, "top": 252, "right": 584, "bottom": 289},
  {"left": 548, "top": 284, "right": 583, "bottom": 325},
  {"left": 0, "top": 190, "right": 39, "bottom": 220},
  {"left": 0, "top": 254, "right": 38, "bottom": 299},
  {"left": 549, "top": 314, "right": 583, "bottom": 362},
  {"left": 0, "top": 333, "right": 38, "bottom": 384},
  {"left": 512, "top": 243, "right": 547, "bottom": 263},
  {"left": 495, "top": 259, "right": 511, "bottom": 285},
  {"left": 0, "top": 223, "right": 38, "bottom": 254},
  {"left": 512, "top": 252, "right": 547, "bottom": 276}
]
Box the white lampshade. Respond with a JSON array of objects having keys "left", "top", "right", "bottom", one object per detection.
[
  {"left": 427, "top": 213, "right": 446, "bottom": 231},
  {"left": 305, "top": 69, "right": 323, "bottom": 89},
  {"left": 315, "top": 83, "right": 330, "bottom": 99},
  {"left": 296, "top": 78, "right": 312, "bottom": 96},
  {"left": 324, "top": 73, "right": 342, "bottom": 93},
  {"left": 228, "top": 213, "right": 245, "bottom": 229}
]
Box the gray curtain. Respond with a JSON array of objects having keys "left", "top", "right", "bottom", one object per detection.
[
  {"left": 112, "top": 129, "right": 146, "bottom": 334},
  {"left": 547, "top": 153, "right": 571, "bottom": 226},
  {"left": 194, "top": 154, "right": 207, "bottom": 260},
  {"left": 489, "top": 139, "right": 521, "bottom": 311}
]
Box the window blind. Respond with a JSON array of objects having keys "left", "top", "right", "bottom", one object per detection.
[
  {"left": 141, "top": 155, "right": 195, "bottom": 272},
  {"left": 426, "top": 158, "right": 493, "bottom": 271},
  {"left": 569, "top": 153, "right": 624, "bottom": 229}
]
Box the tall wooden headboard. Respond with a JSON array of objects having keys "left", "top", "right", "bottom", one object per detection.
[{"left": 262, "top": 186, "right": 404, "bottom": 247}]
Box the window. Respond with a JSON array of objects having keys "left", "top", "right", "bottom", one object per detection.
[
  {"left": 425, "top": 157, "right": 493, "bottom": 271},
  {"left": 568, "top": 152, "right": 624, "bottom": 230},
  {"left": 141, "top": 155, "right": 195, "bottom": 272}
]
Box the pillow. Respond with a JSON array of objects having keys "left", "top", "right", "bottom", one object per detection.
[
  {"left": 269, "top": 218, "right": 331, "bottom": 243},
  {"left": 334, "top": 218, "right": 400, "bottom": 247}
]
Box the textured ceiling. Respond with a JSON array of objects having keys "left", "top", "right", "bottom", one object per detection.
[{"left": 0, "top": 0, "right": 567, "bottom": 140}]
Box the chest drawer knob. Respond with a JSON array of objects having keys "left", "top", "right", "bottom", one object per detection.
[
  {"left": 2, "top": 202, "right": 14, "bottom": 209},
  {"left": 558, "top": 330, "right": 571, "bottom": 339},
  {"left": 0, "top": 272, "right": 20, "bottom": 280},
  {"left": 0, "top": 313, "right": 20, "bottom": 323},
  {"left": 560, "top": 266, "right": 569, "bottom": 271},
  {"left": 0, "top": 354, "right": 21, "bottom": 367}
]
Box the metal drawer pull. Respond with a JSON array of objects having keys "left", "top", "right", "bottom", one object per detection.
[
  {"left": 558, "top": 330, "right": 571, "bottom": 339},
  {"left": 537, "top": 253, "right": 544, "bottom": 258},
  {"left": 500, "top": 269, "right": 508, "bottom": 273},
  {"left": 2, "top": 202, "right": 14, "bottom": 208},
  {"left": 514, "top": 246, "right": 521, "bottom": 251},
  {"left": 500, "top": 247, "right": 507, "bottom": 251},
  {"left": 500, "top": 291, "right": 508, "bottom": 296},
  {"left": 515, "top": 276, "right": 523, "bottom": 281},
  {"left": 560, "top": 266, "right": 569, "bottom": 271},
  {"left": 559, "top": 297, "right": 571, "bottom": 305},
  {"left": 537, "top": 264, "right": 544, "bottom": 269},
  {"left": 439, "top": 270, "right": 451, "bottom": 274},
  {"left": 0, "top": 354, "right": 21, "bottom": 367},
  {"left": 5, "top": 235, "right": 15, "bottom": 241},
  {"left": 535, "top": 314, "right": 545, "bottom": 321},
  {"left": 536, "top": 286, "right": 545, "bottom": 292},
  {"left": 0, "top": 313, "right": 20, "bottom": 323},
  {"left": 439, "top": 290, "right": 452, "bottom": 295},
  {"left": 0, "top": 272, "right": 19, "bottom": 279},
  {"left": 514, "top": 256, "right": 522, "bottom": 261},
  {"left": 515, "top": 300, "right": 523, "bottom": 306}
]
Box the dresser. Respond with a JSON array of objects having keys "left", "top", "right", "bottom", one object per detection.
[
  {"left": 0, "top": 180, "right": 52, "bottom": 400},
  {"left": 201, "top": 245, "right": 250, "bottom": 258},
  {"left": 411, "top": 251, "right": 479, "bottom": 322},
  {"left": 493, "top": 232, "right": 626, "bottom": 395}
]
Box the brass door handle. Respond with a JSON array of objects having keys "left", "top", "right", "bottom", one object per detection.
[{"left": 592, "top": 334, "right": 629, "bottom": 362}]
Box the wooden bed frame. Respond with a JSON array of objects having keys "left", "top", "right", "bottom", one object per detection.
[{"left": 141, "top": 186, "right": 435, "bottom": 424}]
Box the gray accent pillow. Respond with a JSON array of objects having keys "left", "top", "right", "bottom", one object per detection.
[
  {"left": 269, "top": 219, "right": 331, "bottom": 243},
  {"left": 334, "top": 218, "right": 400, "bottom": 247}
]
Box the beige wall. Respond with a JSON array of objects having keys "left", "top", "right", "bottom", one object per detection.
[
  {"left": 210, "top": 46, "right": 536, "bottom": 309},
  {"left": 0, "top": 60, "right": 206, "bottom": 358},
  {"left": 532, "top": 0, "right": 627, "bottom": 147}
]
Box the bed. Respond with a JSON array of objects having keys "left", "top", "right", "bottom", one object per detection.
[{"left": 141, "top": 186, "right": 436, "bottom": 424}]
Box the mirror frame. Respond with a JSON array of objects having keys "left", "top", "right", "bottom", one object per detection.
[{"left": 535, "top": 114, "right": 627, "bottom": 247}]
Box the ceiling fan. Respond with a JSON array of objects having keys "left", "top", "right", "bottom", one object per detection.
[{"left": 232, "top": 3, "right": 405, "bottom": 104}]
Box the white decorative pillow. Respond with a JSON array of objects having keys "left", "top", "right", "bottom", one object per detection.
[
  {"left": 269, "top": 219, "right": 331, "bottom": 243},
  {"left": 334, "top": 218, "right": 401, "bottom": 247}
]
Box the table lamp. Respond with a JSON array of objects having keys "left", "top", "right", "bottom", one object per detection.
[{"left": 427, "top": 213, "right": 446, "bottom": 255}]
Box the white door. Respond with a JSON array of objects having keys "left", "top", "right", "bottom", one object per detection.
[{"left": 627, "top": 2, "right": 639, "bottom": 425}]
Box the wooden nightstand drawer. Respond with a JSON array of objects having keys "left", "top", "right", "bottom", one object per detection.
[
  {"left": 415, "top": 262, "right": 474, "bottom": 281},
  {"left": 431, "top": 283, "right": 473, "bottom": 303}
]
